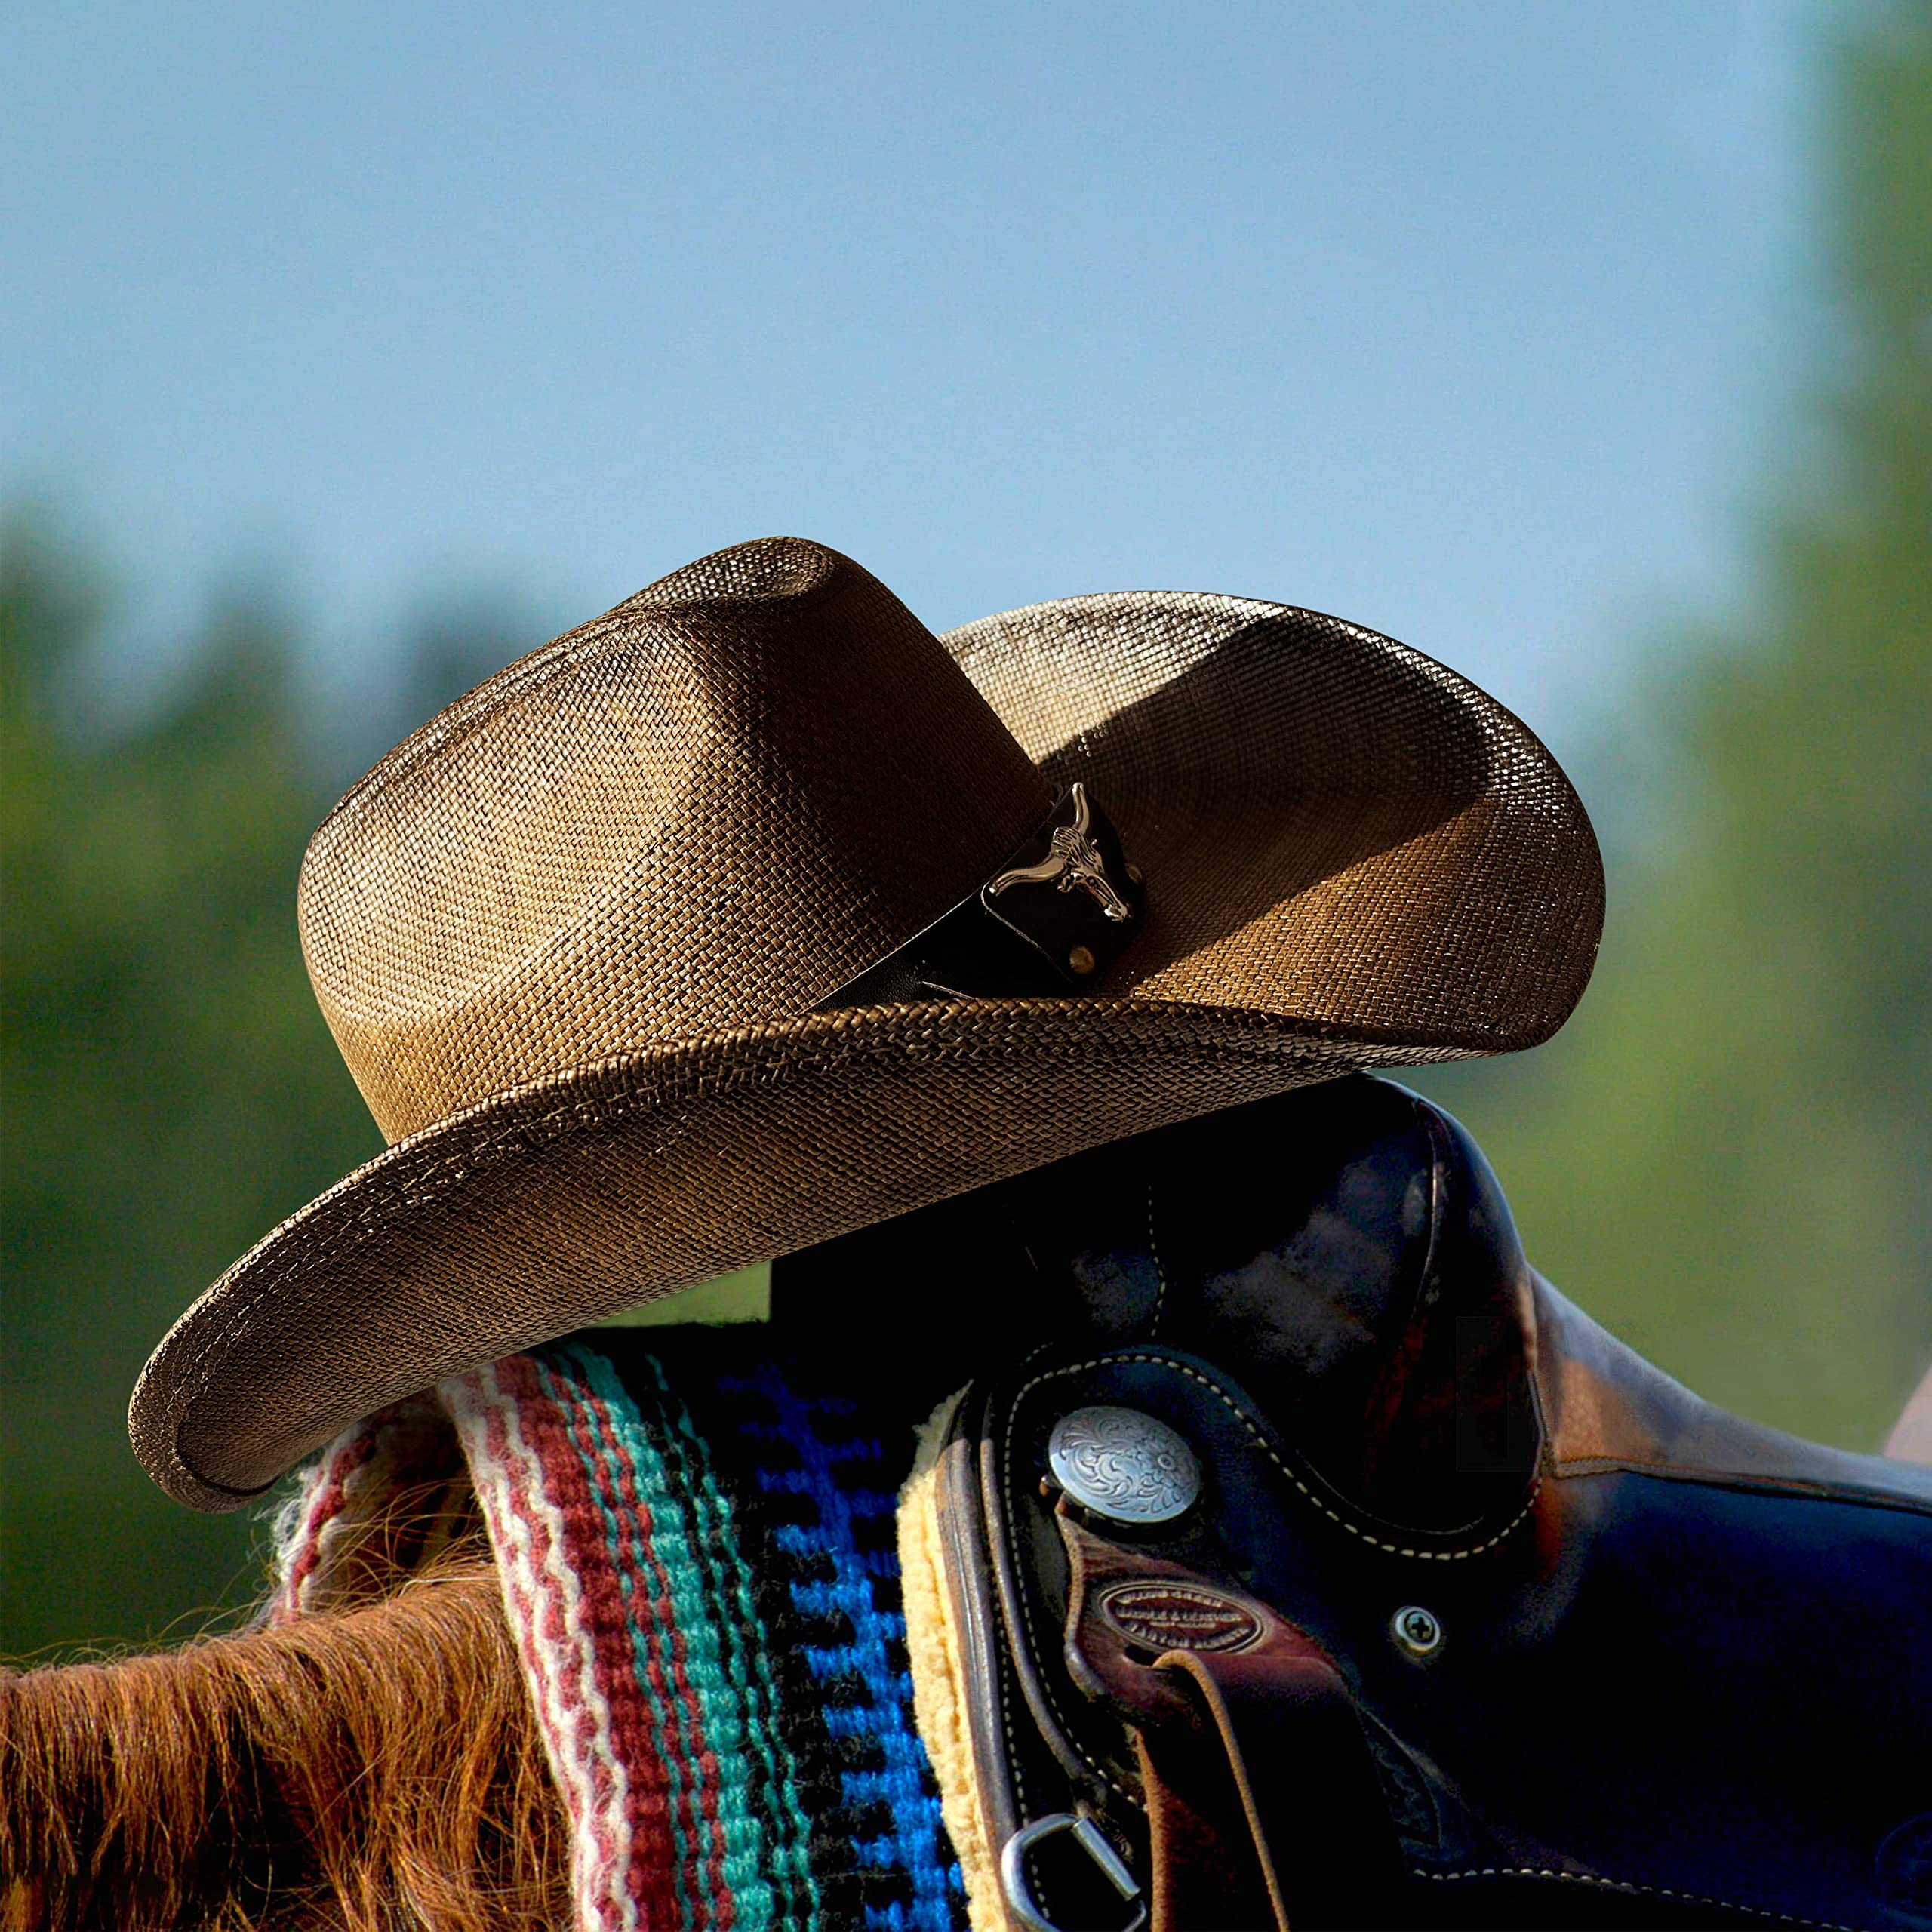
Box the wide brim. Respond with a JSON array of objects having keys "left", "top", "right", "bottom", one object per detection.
[
  {"left": 133, "top": 586, "right": 1604, "bottom": 1509},
  {"left": 134, "top": 999, "right": 1494, "bottom": 1510}
]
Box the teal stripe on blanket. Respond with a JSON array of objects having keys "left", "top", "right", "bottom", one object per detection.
[{"left": 536, "top": 1343, "right": 821, "bottom": 1932}]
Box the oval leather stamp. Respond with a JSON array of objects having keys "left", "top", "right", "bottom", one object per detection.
[{"left": 1097, "top": 1580, "right": 1263, "bottom": 1654}]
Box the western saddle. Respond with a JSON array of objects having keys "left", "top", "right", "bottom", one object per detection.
[{"left": 781, "top": 1075, "right": 1932, "bottom": 1930}]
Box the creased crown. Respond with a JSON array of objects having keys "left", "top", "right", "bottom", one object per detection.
[{"left": 298, "top": 539, "right": 1050, "bottom": 1142}]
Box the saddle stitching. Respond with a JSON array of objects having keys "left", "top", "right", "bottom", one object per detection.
[
  {"left": 1417, "top": 1866, "right": 1861, "bottom": 1930},
  {"left": 998, "top": 1392, "right": 1140, "bottom": 1807},
  {"left": 995, "top": 1604, "right": 1031, "bottom": 1824},
  {"left": 1548, "top": 1452, "right": 1932, "bottom": 1518},
  {"left": 1145, "top": 1174, "right": 1169, "bottom": 1340},
  {"left": 1016, "top": 1352, "right": 1541, "bottom": 1561},
  {"left": 989, "top": 1343, "right": 1546, "bottom": 1822}
]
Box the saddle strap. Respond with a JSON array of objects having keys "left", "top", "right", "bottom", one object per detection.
[{"left": 1137, "top": 1645, "right": 1407, "bottom": 1931}]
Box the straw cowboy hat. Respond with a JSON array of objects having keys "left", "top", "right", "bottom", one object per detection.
[{"left": 130, "top": 537, "right": 1602, "bottom": 1512}]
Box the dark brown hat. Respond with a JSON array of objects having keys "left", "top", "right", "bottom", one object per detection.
[{"left": 130, "top": 537, "right": 1602, "bottom": 1510}]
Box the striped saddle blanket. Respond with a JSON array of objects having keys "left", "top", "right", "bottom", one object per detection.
[{"left": 271, "top": 1329, "right": 971, "bottom": 1932}]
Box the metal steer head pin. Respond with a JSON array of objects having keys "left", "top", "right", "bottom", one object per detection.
[{"left": 988, "top": 783, "right": 1134, "bottom": 923}]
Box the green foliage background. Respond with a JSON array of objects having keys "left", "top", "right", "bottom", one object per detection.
[
  {"left": 4, "top": 8, "right": 1929, "bottom": 1659},
  {"left": 1418, "top": 7, "right": 1932, "bottom": 1444}
]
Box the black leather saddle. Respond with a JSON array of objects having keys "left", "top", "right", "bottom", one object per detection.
[{"left": 777, "top": 1075, "right": 1932, "bottom": 1930}]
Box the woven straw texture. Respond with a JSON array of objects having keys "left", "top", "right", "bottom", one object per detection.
[{"left": 130, "top": 537, "right": 1601, "bottom": 1512}]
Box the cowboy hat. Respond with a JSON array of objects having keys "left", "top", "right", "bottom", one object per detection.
[{"left": 130, "top": 536, "right": 1602, "bottom": 1511}]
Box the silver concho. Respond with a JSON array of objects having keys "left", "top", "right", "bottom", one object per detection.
[{"left": 1047, "top": 1405, "right": 1200, "bottom": 1525}]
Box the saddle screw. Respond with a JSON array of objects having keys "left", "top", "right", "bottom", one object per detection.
[
  {"left": 1392, "top": 1604, "right": 1443, "bottom": 1659},
  {"left": 1125, "top": 863, "right": 1145, "bottom": 887},
  {"left": 1068, "top": 944, "right": 1098, "bottom": 976}
]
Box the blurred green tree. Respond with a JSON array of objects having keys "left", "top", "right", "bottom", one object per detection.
[
  {"left": 1, "top": 521, "right": 384, "bottom": 1655},
  {"left": 0, "top": 528, "right": 537, "bottom": 1657},
  {"left": 1422, "top": 4, "right": 1932, "bottom": 1448}
]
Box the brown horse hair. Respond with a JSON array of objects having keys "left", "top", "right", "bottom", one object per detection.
[{"left": 0, "top": 1531, "right": 568, "bottom": 1931}]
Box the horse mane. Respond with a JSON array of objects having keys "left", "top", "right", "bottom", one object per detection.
[{"left": 0, "top": 1521, "right": 567, "bottom": 1932}]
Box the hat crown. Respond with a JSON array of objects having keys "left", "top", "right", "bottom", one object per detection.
[{"left": 299, "top": 538, "right": 1048, "bottom": 1142}]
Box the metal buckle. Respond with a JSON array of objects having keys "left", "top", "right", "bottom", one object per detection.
[{"left": 999, "top": 1813, "right": 1148, "bottom": 1932}]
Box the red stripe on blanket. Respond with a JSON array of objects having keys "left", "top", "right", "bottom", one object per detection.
[
  {"left": 503, "top": 1352, "right": 728, "bottom": 1929},
  {"left": 577, "top": 1374, "right": 740, "bottom": 1927}
]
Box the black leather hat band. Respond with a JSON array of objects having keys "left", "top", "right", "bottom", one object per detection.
[{"left": 812, "top": 783, "right": 1148, "bottom": 1010}]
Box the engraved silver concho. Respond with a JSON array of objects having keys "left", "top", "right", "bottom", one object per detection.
[{"left": 1047, "top": 1405, "right": 1201, "bottom": 1525}]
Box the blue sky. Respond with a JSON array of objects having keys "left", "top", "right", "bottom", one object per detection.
[{"left": 6, "top": 2, "right": 1818, "bottom": 764}]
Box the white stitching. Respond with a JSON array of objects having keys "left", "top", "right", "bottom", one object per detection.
[
  {"left": 1145, "top": 1176, "right": 1169, "bottom": 1340},
  {"left": 1017, "top": 1353, "right": 1540, "bottom": 1561},
  {"left": 1415, "top": 1866, "right": 1861, "bottom": 1930},
  {"left": 999, "top": 1404, "right": 1138, "bottom": 1805},
  {"left": 995, "top": 1608, "right": 1032, "bottom": 1823}
]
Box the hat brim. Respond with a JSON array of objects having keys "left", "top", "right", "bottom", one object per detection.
[
  {"left": 135, "top": 1001, "right": 1483, "bottom": 1509},
  {"left": 132, "top": 589, "right": 1604, "bottom": 1509}
]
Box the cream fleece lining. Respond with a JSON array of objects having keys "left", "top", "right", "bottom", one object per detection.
[{"left": 897, "top": 1391, "right": 1005, "bottom": 1931}]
